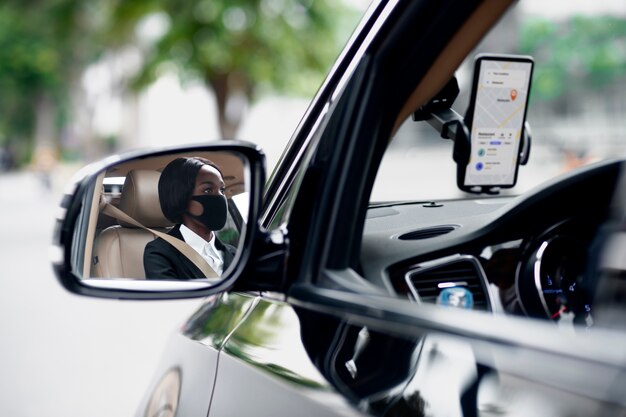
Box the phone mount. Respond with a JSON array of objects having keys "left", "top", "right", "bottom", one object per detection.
[{"left": 413, "top": 76, "right": 532, "bottom": 195}]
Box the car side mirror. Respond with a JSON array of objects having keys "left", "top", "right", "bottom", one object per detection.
[{"left": 51, "top": 142, "right": 266, "bottom": 299}]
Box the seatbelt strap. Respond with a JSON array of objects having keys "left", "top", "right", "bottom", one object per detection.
[{"left": 101, "top": 202, "right": 219, "bottom": 278}]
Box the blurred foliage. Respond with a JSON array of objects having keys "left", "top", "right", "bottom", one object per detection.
[
  {"left": 185, "top": 294, "right": 326, "bottom": 389},
  {"left": 184, "top": 293, "right": 254, "bottom": 346},
  {"left": 520, "top": 15, "right": 626, "bottom": 102},
  {"left": 0, "top": 0, "right": 356, "bottom": 162},
  {"left": 107, "top": 0, "right": 354, "bottom": 137},
  {"left": 224, "top": 300, "right": 327, "bottom": 389},
  {"left": 217, "top": 227, "right": 240, "bottom": 246},
  {"left": 0, "top": 0, "right": 107, "bottom": 164}
]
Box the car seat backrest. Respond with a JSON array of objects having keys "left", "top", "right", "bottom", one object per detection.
[{"left": 92, "top": 170, "right": 174, "bottom": 279}]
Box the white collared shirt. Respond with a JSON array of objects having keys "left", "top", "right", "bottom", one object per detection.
[{"left": 179, "top": 224, "right": 224, "bottom": 276}]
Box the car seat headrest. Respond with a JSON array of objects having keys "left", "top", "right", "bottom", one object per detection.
[{"left": 118, "top": 170, "right": 174, "bottom": 229}]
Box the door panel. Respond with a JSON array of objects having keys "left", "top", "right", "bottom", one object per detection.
[
  {"left": 210, "top": 291, "right": 626, "bottom": 416},
  {"left": 135, "top": 333, "right": 218, "bottom": 417},
  {"left": 183, "top": 292, "right": 259, "bottom": 349},
  {"left": 136, "top": 293, "right": 258, "bottom": 417},
  {"left": 210, "top": 296, "right": 368, "bottom": 417},
  {"left": 287, "top": 284, "right": 626, "bottom": 416}
]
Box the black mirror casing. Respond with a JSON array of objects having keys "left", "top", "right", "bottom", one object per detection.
[{"left": 51, "top": 142, "right": 267, "bottom": 300}]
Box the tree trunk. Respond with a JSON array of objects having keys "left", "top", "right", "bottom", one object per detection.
[
  {"left": 208, "top": 72, "right": 252, "bottom": 139},
  {"left": 32, "top": 93, "right": 58, "bottom": 168},
  {"left": 31, "top": 93, "right": 58, "bottom": 189}
]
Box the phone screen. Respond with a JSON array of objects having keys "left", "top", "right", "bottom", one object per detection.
[{"left": 463, "top": 56, "right": 533, "bottom": 188}]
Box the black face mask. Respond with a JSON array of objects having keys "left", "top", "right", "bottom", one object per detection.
[{"left": 188, "top": 195, "right": 227, "bottom": 231}]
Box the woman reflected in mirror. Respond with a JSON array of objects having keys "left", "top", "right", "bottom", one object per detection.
[{"left": 144, "top": 157, "right": 236, "bottom": 280}]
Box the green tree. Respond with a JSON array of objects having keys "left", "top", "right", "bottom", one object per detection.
[
  {"left": 520, "top": 15, "right": 626, "bottom": 102},
  {"left": 0, "top": 0, "right": 107, "bottom": 165},
  {"left": 109, "top": 0, "right": 352, "bottom": 138}
]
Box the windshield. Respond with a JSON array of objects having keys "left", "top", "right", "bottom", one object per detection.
[{"left": 371, "top": 1, "right": 626, "bottom": 202}]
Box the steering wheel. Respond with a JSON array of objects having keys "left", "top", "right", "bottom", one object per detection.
[{"left": 516, "top": 218, "right": 596, "bottom": 326}]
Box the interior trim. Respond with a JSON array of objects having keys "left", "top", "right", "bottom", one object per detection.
[
  {"left": 84, "top": 171, "right": 105, "bottom": 278},
  {"left": 393, "top": 0, "right": 514, "bottom": 134},
  {"left": 404, "top": 254, "right": 498, "bottom": 312}
]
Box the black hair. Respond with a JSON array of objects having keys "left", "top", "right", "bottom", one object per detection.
[{"left": 158, "top": 157, "right": 223, "bottom": 223}]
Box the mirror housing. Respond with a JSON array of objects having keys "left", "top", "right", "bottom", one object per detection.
[{"left": 51, "top": 142, "right": 268, "bottom": 299}]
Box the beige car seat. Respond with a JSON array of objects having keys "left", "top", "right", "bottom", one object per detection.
[{"left": 92, "top": 170, "right": 173, "bottom": 278}]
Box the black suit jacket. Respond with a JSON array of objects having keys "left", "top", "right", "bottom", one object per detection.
[{"left": 143, "top": 225, "right": 236, "bottom": 280}]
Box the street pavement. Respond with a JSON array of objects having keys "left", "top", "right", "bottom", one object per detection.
[{"left": 0, "top": 171, "right": 199, "bottom": 417}]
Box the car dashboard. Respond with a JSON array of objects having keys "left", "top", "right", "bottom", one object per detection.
[{"left": 361, "top": 159, "right": 623, "bottom": 323}]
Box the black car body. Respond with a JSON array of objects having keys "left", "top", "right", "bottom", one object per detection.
[{"left": 53, "top": 0, "right": 626, "bottom": 416}]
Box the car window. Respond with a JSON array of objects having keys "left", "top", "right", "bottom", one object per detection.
[
  {"left": 265, "top": 103, "right": 331, "bottom": 230},
  {"left": 357, "top": 0, "right": 626, "bottom": 331},
  {"left": 372, "top": 3, "right": 626, "bottom": 202},
  {"left": 263, "top": 3, "right": 378, "bottom": 230}
]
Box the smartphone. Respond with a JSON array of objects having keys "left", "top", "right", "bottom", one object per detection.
[{"left": 459, "top": 54, "right": 534, "bottom": 192}]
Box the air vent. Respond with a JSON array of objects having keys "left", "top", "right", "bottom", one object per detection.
[
  {"left": 406, "top": 257, "right": 489, "bottom": 311},
  {"left": 398, "top": 225, "right": 458, "bottom": 240}
]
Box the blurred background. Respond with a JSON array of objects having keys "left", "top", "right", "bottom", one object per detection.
[{"left": 2, "top": 0, "right": 626, "bottom": 416}]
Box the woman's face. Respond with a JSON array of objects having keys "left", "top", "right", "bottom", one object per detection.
[{"left": 187, "top": 164, "right": 225, "bottom": 217}]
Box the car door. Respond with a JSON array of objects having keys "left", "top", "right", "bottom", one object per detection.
[
  {"left": 48, "top": 0, "right": 626, "bottom": 414},
  {"left": 211, "top": 0, "right": 626, "bottom": 415},
  {"left": 136, "top": 292, "right": 258, "bottom": 417},
  {"left": 206, "top": 0, "right": 521, "bottom": 416},
  {"left": 209, "top": 295, "right": 372, "bottom": 417}
]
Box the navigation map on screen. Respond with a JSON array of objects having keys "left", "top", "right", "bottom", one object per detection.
[{"left": 464, "top": 58, "right": 533, "bottom": 186}]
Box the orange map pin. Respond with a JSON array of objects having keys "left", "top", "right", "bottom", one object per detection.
[{"left": 510, "top": 89, "right": 518, "bottom": 101}]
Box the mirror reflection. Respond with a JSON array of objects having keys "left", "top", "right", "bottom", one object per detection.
[{"left": 79, "top": 150, "right": 249, "bottom": 282}]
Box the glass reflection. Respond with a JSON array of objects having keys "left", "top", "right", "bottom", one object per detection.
[
  {"left": 82, "top": 150, "right": 248, "bottom": 281},
  {"left": 224, "top": 299, "right": 331, "bottom": 390},
  {"left": 143, "top": 157, "right": 235, "bottom": 279},
  {"left": 183, "top": 293, "right": 258, "bottom": 349}
]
